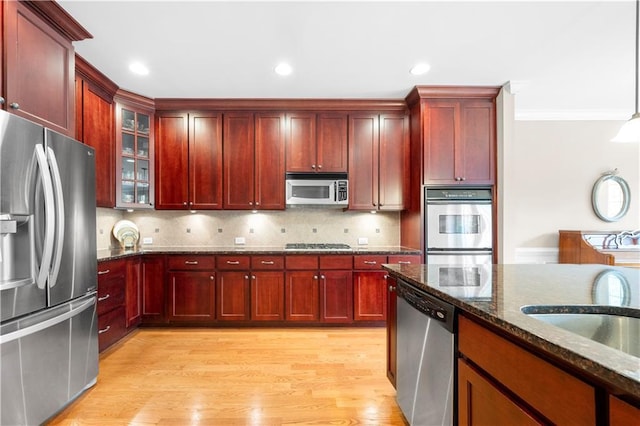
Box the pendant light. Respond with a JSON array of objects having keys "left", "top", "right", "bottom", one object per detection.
[{"left": 612, "top": 0, "right": 640, "bottom": 142}]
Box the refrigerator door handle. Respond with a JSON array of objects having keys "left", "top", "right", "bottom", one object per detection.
[
  {"left": 34, "top": 145, "right": 55, "bottom": 290},
  {"left": 0, "top": 296, "right": 95, "bottom": 345},
  {"left": 46, "top": 146, "right": 65, "bottom": 288}
]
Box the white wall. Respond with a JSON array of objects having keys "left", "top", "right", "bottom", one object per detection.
[{"left": 501, "top": 119, "right": 640, "bottom": 263}]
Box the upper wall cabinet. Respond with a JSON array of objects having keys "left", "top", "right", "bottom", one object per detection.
[
  {"left": 223, "top": 112, "right": 286, "bottom": 210},
  {"left": 285, "top": 112, "right": 348, "bottom": 173},
  {"left": 115, "top": 91, "right": 155, "bottom": 209},
  {"left": 75, "top": 55, "right": 118, "bottom": 208},
  {"left": 406, "top": 87, "right": 499, "bottom": 186},
  {"left": 2, "top": 1, "right": 91, "bottom": 137},
  {"left": 155, "top": 112, "right": 223, "bottom": 210},
  {"left": 348, "top": 113, "right": 408, "bottom": 211}
]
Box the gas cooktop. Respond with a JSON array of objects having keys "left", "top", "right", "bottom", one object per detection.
[{"left": 285, "top": 243, "right": 352, "bottom": 251}]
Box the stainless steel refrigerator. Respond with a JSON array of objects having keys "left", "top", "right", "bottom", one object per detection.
[{"left": 0, "top": 109, "right": 99, "bottom": 425}]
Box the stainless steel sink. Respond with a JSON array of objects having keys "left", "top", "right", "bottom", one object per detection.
[{"left": 521, "top": 305, "right": 640, "bottom": 358}]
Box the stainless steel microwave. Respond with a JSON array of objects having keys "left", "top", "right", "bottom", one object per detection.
[{"left": 285, "top": 173, "right": 348, "bottom": 206}]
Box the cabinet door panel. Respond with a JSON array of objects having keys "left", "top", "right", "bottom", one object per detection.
[
  {"left": 386, "top": 276, "right": 397, "bottom": 387},
  {"left": 353, "top": 271, "right": 387, "bottom": 321},
  {"left": 378, "top": 114, "right": 407, "bottom": 211},
  {"left": 126, "top": 257, "right": 141, "bottom": 328},
  {"left": 320, "top": 270, "right": 352, "bottom": 323},
  {"left": 169, "top": 271, "right": 215, "bottom": 321},
  {"left": 285, "top": 271, "right": 319, "bottom": 321},
  {"left": 423, "top": 101, "right": 458, "bottom": 185},
  {"left": 348, "top": 114, "right": 378, "bottom": 210},
  {"left": 458, "top": 359, "right": 543, "bottom": 426},
  {"left": 317, "top": 114, "right": 348, "bottom": 172},
  {"left": 460, "top": 100, "right": 495, "bottom": 184},
  {"left": 251, "top": 271, "right": 284, "bottom": 321},
  {"left": 190, "top": 113, "right": 223, "bottom": 209},
  {"left": 223, "top": 113, "right": 255, "bottom": 209},
  {"left": 255, "top": 113, "right": 285, "bottom": 209},
  {"left": 155, "top": 113, "right": 189, "bottom": 209},
  {"left": 141, "top": 256, "right": 166, "bottom": 324},
  {"left": 217, "top": 271, "right": 250, "bottom": 320},
  {"left": 5, "top": 1, "right": 74, "bottom": 136},
  {"left": 285, "top": 113, "right": 316, "bottom": 172}
]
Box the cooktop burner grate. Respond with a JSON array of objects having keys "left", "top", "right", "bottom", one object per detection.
[{"left": 285, "top": 243, "right": 352, "bottom": 251}]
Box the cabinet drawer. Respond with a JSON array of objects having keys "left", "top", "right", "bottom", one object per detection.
[
  {"left": 286, "top": 255, "right": 319, "bottom": 270},
  {"left": 387, "top": 255, "right": 421, "bottom": 265},
  {"left": 98, "top": 306, "right": 127, "bottom": 352},
  {"left": 167, "top": 255, "right": 215, "bottom": 270},
  {"left": 458, "top": 315, "right": 595, "bottom": 425},
  {"left": 353, "top": 255, "right": 387, "bottom": 270},
  {"left": 97, "top": 277, "right": 125, "bottom": 315},
  {"left": 319, "top": 255, "right": 352, "bottom": 270},
  {"left": 251, "top": 256, "right": 284, "bottom": 270},
  {"left": 97, "top": 259, "right": 126, "bottom": 282},
  {"left": 217, "top": 255, "right": 250, "bottom": 270}
]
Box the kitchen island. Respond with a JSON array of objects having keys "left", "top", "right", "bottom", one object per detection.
[{"left": 383, "top": 263, "right": 639, "bottom": 424}]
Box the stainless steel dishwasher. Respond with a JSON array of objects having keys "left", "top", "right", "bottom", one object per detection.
[{"left": 396, "top": 279, "right": 456, "bottom": 426}]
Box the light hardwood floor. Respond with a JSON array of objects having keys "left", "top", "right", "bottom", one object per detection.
[{"left": 49, "top": 327, "right": 407, "bottom": 425}]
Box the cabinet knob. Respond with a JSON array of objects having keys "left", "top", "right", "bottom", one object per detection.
[
  {"left": 9, "top": 102, "right": 19, "bottom": 110},
  {"left": 320, "top": 275, "right": 325, "bottom": 279},
  {"left": 372, "top": 202, "right": 377, "bottom": 207},
  {"left": 313, "top": 275, "right": 318, "bottom": 280},
  {"left": 311, "top": 164, "right": 316, "bottom": 169},
  {"left": 210, "top": 276, "right": 214, "bottom": 280},
  {"left": 317, "top": 165, "right": 322, "bottom": 169},
  {"left": 183, "top": 202, "right": 187, "bottom": 206},
  {"left": 460, "top": 177, "right": 466, "bottom": 181},
  {"left": 0, "top": 97, "right": 4, "bottom": 105},
  {"left": 244, "top": 275, "right": 249, "bottom": 279},
  {"left": 255, "top": 201, "right": 260, "bottom": 206},
  {"left": 389, "top": 285, "right": 396, "bottom": 292},
  {"left": 249, "top": 201, "right": 253, "bottom": 205}
]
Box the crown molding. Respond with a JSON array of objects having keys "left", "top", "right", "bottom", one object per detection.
[{"left": 514, "top": 110, "right": 630, "bottom": 121}]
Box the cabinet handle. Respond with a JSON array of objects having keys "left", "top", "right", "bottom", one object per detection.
[
  {"left": 9, "top": 102, "right": 19, "bottom": 110},
  {"left": 226, "top": 260, "right": 240, "bottom": 265},
  {"left": 261, "top": 261, "right": 275, "bottom": 265},
  {"left": 398, "top": 261, "right": 411, "bottom": 264},
  {"left": 389, "top": 285, "right": 396, "bottom": 292},
  {"left": 97, "top": 269, "right": 110, "bottom": 275},
  {"left": 98, "top": 294, "right": 110, "bottom": 302},
  {"left": 363, "top": 261, "right": 377, "bottom": 265},
  {"left": 184, "top": 261, "right": 199, "bottom": 265},
  {"left": 98, "top": 325, "right": 111, "bottom": 334}
]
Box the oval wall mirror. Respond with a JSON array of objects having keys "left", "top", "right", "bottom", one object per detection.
[
  {"left": 591, "top": 171, "right": 631, "bottom": 222},
  {"left": 591, "top": 269, "right": 630, "bottom": 306}
]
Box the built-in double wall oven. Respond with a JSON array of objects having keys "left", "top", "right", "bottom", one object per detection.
[{"left": 425, "top": 187, "right": 493, "bottom": 299}]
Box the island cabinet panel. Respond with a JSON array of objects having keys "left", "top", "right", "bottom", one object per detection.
[
  {"left": 97, "top": 259, "right": 127, "bottom": 352},
  {"left": 348, "top": 113, "right": 408, "bottom": 211},
  {"left": 422, "top": 98, "right": 495, "bottom": 185},
  {"left": 224, "top": 112, "right": 285, "bottom": 210},
  {"left": 216, "top": 271, "right": 250, "bottom": 321},
  {"left": 250, "top": 271, "right": 284, "bottom": 321},
  {"left": 141, "top": 255, "right": 167, "bottom": 324},
  {"left": 3, "top": 1, "right": 89, "bottom": 136},
  {"left": 609, "top": 395, "right": 640, "bottom": 426},
  {"left": 285, "top": 112, "right": 348, "bottom": 173},
  {"left": 458, "top": 315, "right": 596, "bottom": 425}
]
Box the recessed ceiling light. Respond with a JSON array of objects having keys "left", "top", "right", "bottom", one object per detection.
[
  {"left": 129, "top": 62, "right": 149, "bottom": 76},
  {"left": 410, "top": 63, "right": 431, "bottom": 76},
  {"left": 275, "top": 62, "right": 293, "bottom": 76}
]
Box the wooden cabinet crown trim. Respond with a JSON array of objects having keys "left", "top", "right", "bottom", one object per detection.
[
  {"left": 21, "top": 0, "right": 92, "bottom": 41},
  {"left": 405, "top": 85, "right": 501, "bottom": 106},
  {"left": 154, "top": 98, "right": 408, "bottom": 112},
  {"left": 75, "top": 54, "right": 119, "bottom": 101},
  {"left": 115, "top": 89, "right": 155, "bottom": 111}
]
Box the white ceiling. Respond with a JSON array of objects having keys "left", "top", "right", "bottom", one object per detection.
[{"left": 59, "top": 0, "right": 635, "bottom": 120}]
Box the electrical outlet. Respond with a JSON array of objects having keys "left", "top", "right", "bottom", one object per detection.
[
  {"left": 234, "top": 237, "right": 246, "bottom": 245},
  {"left": 142, "top": 237, "right": 153, "bottom": 245},
  {"left": 358, "top": 237, "right": 369, "bottom": 245}
]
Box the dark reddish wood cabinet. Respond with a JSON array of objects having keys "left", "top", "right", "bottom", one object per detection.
[
  {"left": 141, "top": 255, "right": 166, "bottom": 324},
  {"left": 348, "top": 113, "right": 408, "bottom": 211},
  {"left": 386, "top": 275, "right": 398, "bottom": 387},
  {"left": 422, "top": 98, "right": 495, "bottom": 185},
  {"left": 167, "top": 255, "right": 216, "bottom": 322},
  {"left": 353, "top": 271, "right": 388, "bottom": 321},
  {"left": 224, "top": 112, "right": 285, "bottom": 210},
  {"left": 285, "top": 112, "right": 348, "bottom": 173},
  {"left": 216, "top": 271, "right": 250, "bottom": 321},
  {"left": 126, "top": 256, "right": 141, "bottom": 329},
  {"left": 250, "top": 271, "right": 284, "bottom": 321},
  {"left": 155, "top": 112, "right": 223, "bottom": 210},
  {"left": 2, "top": 1, "right": 90, "bottom": 136},
  {"left": 97, "top": 259, "right": 127, "bottom": 352},
  {"left": 75, "top": 55, "right": 117, "bottom": 208}
]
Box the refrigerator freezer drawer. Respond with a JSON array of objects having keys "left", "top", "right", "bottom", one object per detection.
[{"left": 0, "top": 293, "right": 98, "bottom": 425}]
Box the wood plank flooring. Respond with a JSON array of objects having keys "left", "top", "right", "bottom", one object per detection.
[{"left": 49, "top": 327, "right": 407, "bottom": 425}]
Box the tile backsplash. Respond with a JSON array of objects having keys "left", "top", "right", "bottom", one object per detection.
[{"left": 97, "top": 208, "right": 400, "bottom": 250}]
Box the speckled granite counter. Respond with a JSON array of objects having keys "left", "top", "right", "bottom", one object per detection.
[
  {"left": 382, "top": 263, "right": 640, "bottom": 399},
  {"left": 98, "top": 246, "right": 421, "bottom": 261}
]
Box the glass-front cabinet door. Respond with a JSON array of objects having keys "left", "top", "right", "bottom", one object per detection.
[{"left": 115, "top": 102, "right": 154, "bottom": 209}]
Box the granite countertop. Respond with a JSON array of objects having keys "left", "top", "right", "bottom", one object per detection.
[
  {"left": 382, "top": 263, "right": 640, "bottom": 399},
  {"left": 98, "top": 246, "right": 421, "bottom": 261}
]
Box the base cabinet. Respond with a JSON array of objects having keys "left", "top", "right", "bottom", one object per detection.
[
  {"left": 97, "top": 259, "right": 127, "bottom": 352},
  {"left": 141, "top": 255, "right": 166, "bottom": 324},
  {"left": 169, "top": 271, "right": 215, "bottom": 321},
  {"left": 125, "top": 257, "right": 141, "bottom": 329},
  {"left": 385, "top": 275, "right": 398, "bottom": 387},
  {"left": 610, "top": 395, "right": 640, "bottom": 426},
  {"left": 251, "top": 271, "right": 284, "bottom": 321}
]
